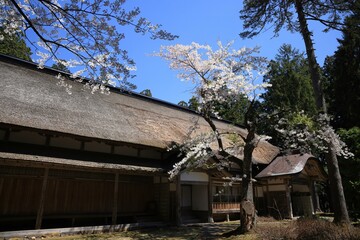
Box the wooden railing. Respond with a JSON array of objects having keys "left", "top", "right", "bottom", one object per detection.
[{"left": 212, "top": 202, "right": 240, "bottom": 213}]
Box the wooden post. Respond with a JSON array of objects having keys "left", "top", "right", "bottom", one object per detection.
[
  {"left": 226, "top": 213, "right": 230, "bottom": 222},
  {"left": 266, "top": 181, "right": 270, "bottom": 216},
  {"left": 176, "top": 176, "right": 182, "bottom": 226},
  {"left": 285, "top": 178, "right": 293, "bottom": 219},
  {"left": 35, "top": 168, "right": 49, "bottom": 229},
  {"left": 207, "top": 177, "right": 214, "bottom": 223},
  {"left": 112, "top": 173, "right": 119, "bottom": 225},
  {"left": 310, "top": 179, "right": 320, "bottom": 213}
]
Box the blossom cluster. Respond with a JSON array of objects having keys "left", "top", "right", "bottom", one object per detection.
[
  {"left": 168, "top": 132, "right": 216, "bottom": 180},
  {"left": 155, "top": 41, "right": 271, "bottom": 114},
  {"left": 1, "top": 0, "right": 177, "bottom": 93},
  {"left": 276, "top": 112, "right": 353, "bottom": 159}
]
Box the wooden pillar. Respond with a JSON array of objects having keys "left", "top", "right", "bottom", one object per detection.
[
  {"left": 112, "top": 173, "right": 119, "bottom": 225},
  {"left": 35, "top": 168, "right": 49, "bottom": 229},
  {"left": 307, "top": 179, "right": 315, "bottom": 215},
  {"left": 310, "top": 180, "right": 320, "bottom": 212},
  {"left": 176, "top": 176, "right": 182, "bottom": 226},
  {"left": 266, "top": 181, "right": 270, "bottom": 216},
  {"left": 285, "top": 178, "right": 293, "bottom": 219},
  {"left": 207, "top": 177, "right": 214, "bottom": 223}
]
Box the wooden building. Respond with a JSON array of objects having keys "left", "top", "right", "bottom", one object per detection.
[
  {"left": 0, "top": 55, "right": 279, "bottom": 231},
  {"left": 254, "top": 153, "right": 327, "bottom": 219}
]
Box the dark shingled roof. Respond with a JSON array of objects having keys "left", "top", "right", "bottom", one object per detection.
[
  {"left": 255, "top": 153, "right": 327, "bottom": 181},
  {"left": 0, "top": 54, "right": 279, "bottom": 164}
]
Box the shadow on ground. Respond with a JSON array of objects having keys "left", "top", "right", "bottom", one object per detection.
[{"left": 124, "top": 223, "right": 240, "bottom": 240}]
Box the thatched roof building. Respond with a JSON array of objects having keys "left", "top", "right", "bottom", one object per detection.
[
  {"left": 0, "top": 54, "right": 283, "bottom": 232},
  {"left": 0, "top": 54, "right": 279, "bottom": 165}
]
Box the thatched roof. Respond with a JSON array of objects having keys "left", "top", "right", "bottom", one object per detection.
[
  {"left": 255, "top": 153, "right": 327, "bottom": 181},
  {"left": 0, "top": 55, "right": 279, "bottom": 164}
]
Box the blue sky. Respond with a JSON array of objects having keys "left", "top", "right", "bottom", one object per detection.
[
  {"left": 119, "top": 0, "right": 342, "bottom": 105},
  {"left": 26, "top": 0, "right": 342, "bottom": 105}
]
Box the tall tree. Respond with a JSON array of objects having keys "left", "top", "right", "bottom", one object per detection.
[
  {"left": 323, "top": 8, "right": 360, "bottom": 129},
  {"left": 0, "top": 0, "right": 177, "bottom": 91},
  {"left": 156, "top": 41, "right": 270, "bottom": 232},
  {"left": 260, "top": 44, "right": 316, "bottom": 146},
  {"left": 240, "top": 0, "right": 355, "bottom": 223},
  {"left": 0, "top": 28, "right": 32, "bottom": 61},
  {"left": 52, "top": 61, "right": 70, "bottom": 73},
  {"left": 214, "top": 93, "right": 250, "bottom": 126},
  {"left": 323, "top": 9, "right": 360, "bottom": 214},
  {"left": 262, "top": 44, "right": 316, "bottom": 116},
  {"left": 177, "top": 96, "right": 200, "bottom": 111}
]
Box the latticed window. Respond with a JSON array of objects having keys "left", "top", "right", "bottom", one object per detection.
[{"left": 213, "top": 185, "right": 241, "bottom": 203}]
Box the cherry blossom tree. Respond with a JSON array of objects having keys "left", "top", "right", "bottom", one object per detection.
[
  {"left": 155, "top": 41, "right": 270, "bottom": 233},
  {"left": 0, "top": 0, "right": 177, "bottom": 93},
  {"left": 275, "top": 111, "right": 353, "bottom": 159}
]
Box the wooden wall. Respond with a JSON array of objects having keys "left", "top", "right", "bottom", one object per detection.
[
  {"left": 0, "top": 177, "right": 42, "bottom": 216},
  {"left": 0, "top": 165, "right": 161, "bottom": 230}
]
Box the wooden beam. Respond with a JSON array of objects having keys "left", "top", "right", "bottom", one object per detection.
[
  {"left": 35, "top": 168, "right": 49, "bottom": 229},
  {"left": 112, "top": 173, "right": 119, "bottom": 225}
]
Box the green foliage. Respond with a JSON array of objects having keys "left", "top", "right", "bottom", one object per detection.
[
  {"left": 0, "top": 29, "right": 32, "bottom": 61},
  {"left": 337, "top": 127, "right": 360, "bottom": 212},
  {"left": 139, "top": 89, "right": 152, "bottom": 97},
  {"left": 179, "top": 94, "right": 250, "bottom": 125},
  {"left": 259, "top": 44, "right": 317, "bottom": 146},
  {"left": 323, "top": 8, "right": 360, "bottom": 129},
  {"left": 188, "top": 96, "right": 200, "bottom": 112},
  {"left": 177, "top": 96, "right": 200, "bottom": 111},
  {"left": 177, "top": 100, "right": 188, "bottom": 108},
  {"left": 214, "top": 94, "right": 250, "bottom": 125},
  {"left": 287, "top": 112, "right": 315, "bottom": 131},
  {"left": 261, "top": 44, "right": 317, "bottom": 116},
  {"left": 51, "top": 61, "right": 70, "bottom": 73}
]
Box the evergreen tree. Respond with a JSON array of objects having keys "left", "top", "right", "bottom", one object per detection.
[
  {"left": 214, "top": 94, "right": 250, "bottom": 126},
  {"left": 0, "top": 29, "right": 32, "bottom": 61},
  {"left": 52, "top": 61, "right": 70, "bottom": 73},
  {"left": 324, "top": 8, "right": 360, "bottom": 129},
  {"left": 177, "top": 96, "right": 199, "bottom": 111},
  {"left": 188, "top": 96, "right": 200, "bottom": 112},
  {"left": 323, "top": 8, "right": 360, "bottom": 214},
  {"left": 262, "top": 44, "right": 316, "bottom": 116},
  {"left": 259, "top": 44, "right": 316, "bottom": 146},
  {"left": 139, "top": 89, "right": 152, "bottom": 97},
  {"left": 177, "top": 100, "right": 188, "bottom": 108}
]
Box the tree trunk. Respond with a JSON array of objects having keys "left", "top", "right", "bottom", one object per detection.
[
  {"left": 294, "top": 0, "right": 350, "bottom": 224},
  {"left": 325, "top": 141, "right": 350, "bottom": 223},
  {"left": 239, "top": 125, "right": 256, "bottom": 233},
  {"left": 294, "top": 0, "right": 326, "bottom": 113}
]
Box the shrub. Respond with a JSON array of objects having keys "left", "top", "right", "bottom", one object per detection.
[
  {"left": 294, "top": 218, "right": 360, "bottom": 240},
  {"left": 255, "top": 218, "right": 360, "bottom": 240}
]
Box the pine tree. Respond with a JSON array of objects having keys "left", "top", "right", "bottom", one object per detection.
[
  {"left": 0, "top": 29, "right": 32, "bottom": 61},
  {"left": 262, "top": 44, "right": 316, "bottom": 116}
]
